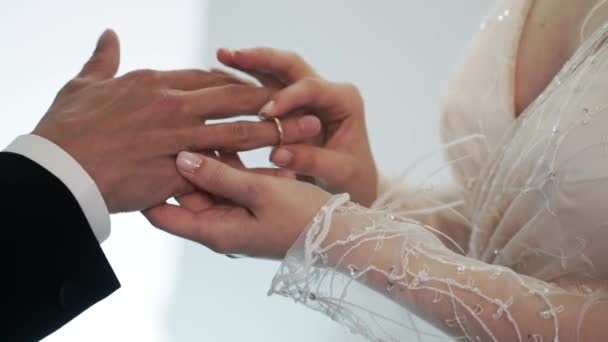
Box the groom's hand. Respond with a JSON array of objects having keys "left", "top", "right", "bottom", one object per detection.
[{"left": 32, "top": 30, "right": 321, "bottom": 213}]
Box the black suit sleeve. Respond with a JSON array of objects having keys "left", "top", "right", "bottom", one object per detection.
[{"left": 0, "top": 152, "right": 120, "bottom": 342}]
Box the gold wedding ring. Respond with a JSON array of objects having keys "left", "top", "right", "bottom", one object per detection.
[
  {"left": 258, "top": 114, "right": 285, "bottom": 147},
  {"left": 272, "top": 117, "right": 284, "bottom": 147}
]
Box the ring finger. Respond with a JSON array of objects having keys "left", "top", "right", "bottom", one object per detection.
[{"left": 195, "top": 115, "right": 322, "bottom": 152}]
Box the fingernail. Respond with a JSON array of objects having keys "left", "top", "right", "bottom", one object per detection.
[
  {"left": 272, "top": 148, "right": 293, "bottom": 166},
  {"left": 177, "top": 151, "right": 203, "bottom": 172},
  {"left": 259, "top": 100, "right": 276, "bottom": 118},
  {"left": 298, "top": 115, "right": 322, "bottom": 136}
]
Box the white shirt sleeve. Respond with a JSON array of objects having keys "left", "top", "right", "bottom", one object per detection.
[{"left": 3, "top": 134, "right": 111, "bottom": 243}]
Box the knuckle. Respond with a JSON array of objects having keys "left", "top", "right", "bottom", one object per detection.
[
  {"left": 285, "top": 50, "right": 304, "bottom": 64},
  {"left": 337, "top": 82, "right": 364, "bottom": 113},
  {"left": 189, "top": 69, "right": 221, "bottom": 84},
  {"left": 310, "top": 79, "right": 334, "bottom": 104},
  {"left": 341, "top": 82, "right": 360, "bottom": 96},
  {"left": 257, "top": 46, "right": 273, "bottom": 55},
  {"left": 203, "top": 72, "right": 231, "bottom": 86},
  {"left": 217, "top": 76, "right": 244, "bottom": 87},
  {"left": 158, "top": 90, "right": 185, "bottom": 111},
  {"left": 338, "top": 157, "right": 358, "bottom": 186},
  {"left": 124, "top": 69, "right": 160, "bottom": 83},
  {"left": 61, "top": 77, "right": 89, "bottom": 94},
  {"left": 340, "top": 82, "right": 363, "bottom": 103},
  {"left": 83, "top": 55, "right": 104, "bottom": 70},
  {"left": 228, "top": 122, "right": 251, "bottom": 144},
  {"left": 221, "top": 84, "right": 244, "bottom": 97},
  {"left": 253, "top": 46, "right": 278, "bottom": 61},
  {"left": 279, "top": 51, "right": 301, "bottom": 74},
  {"left": 213, "top": 85, "right": 273, "bottom": 113},
  {"left": 301, "top": 77, "right": 321, "bottom": 89},
  {"left": 188, "top": 69, "right": 210, "bottom": 78},
  {"left": 298, "top": 78, "right": 323, "bottom": 101},
  {"left": 213, "top": 84, "right": 247, "bottom": 103},
  {"left": 182, "top": 128, "right": 206, "bottom": 152}
]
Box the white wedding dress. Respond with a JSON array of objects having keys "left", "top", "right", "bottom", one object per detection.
[{"left": 268, "top": 0, "right": 608, "bottom": 341}]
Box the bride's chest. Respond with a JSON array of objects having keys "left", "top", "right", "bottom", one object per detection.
[
  {"left": 462, "top": 56, "right": 608, "bottom": 281},
  {"left": 440, "top": 0, "right": 608, "bottom": 280}
]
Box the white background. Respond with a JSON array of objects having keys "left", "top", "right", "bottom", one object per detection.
[{"left": 0, "top": 1, "right": 488, "bottom": 341}]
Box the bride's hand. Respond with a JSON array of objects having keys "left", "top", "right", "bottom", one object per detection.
[
  {"left": 217, "top": 47, "right": 378, "bottom": 206},
  {"left": 143, "top": 151, "right": 331, "bottom": 258}
]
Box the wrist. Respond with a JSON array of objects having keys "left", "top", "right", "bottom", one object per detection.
[
  {"left": 4, "top": 134, "right": 112, "bottom": 242},
  {"left": 33, "top": 127, "right": 120, "bottom": 213}
]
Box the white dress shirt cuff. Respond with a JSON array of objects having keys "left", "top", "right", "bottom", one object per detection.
[{"left": 4, "top": 134, "right": 111, "bottom": 243}]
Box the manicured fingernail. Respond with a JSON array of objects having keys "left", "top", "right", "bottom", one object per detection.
[
  {"left": 298, "top": 115, "right": 322, "bottom": 136},
  {"left": 259, "top": 100, "right": 276, "bottom": 118},
  {"left": 272, "top": 148, "right": 293, "bottom": 166},
  {"left": 177, "top": 151, "right": 203, "bottom": 172}
]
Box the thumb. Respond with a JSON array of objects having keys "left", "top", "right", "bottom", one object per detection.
[
  {"left": 78, "top": 29, "right": 121, "bottom": 80},
  {"left": 270, "top": 144, "right": 354, "bottom": 188},
  {"left": 176, "top": 151, "right": 265, "bottom": 208}
]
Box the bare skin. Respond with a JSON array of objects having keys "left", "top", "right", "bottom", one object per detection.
[{"left": 515, "top": 0, "right": 608, "bottom": 115}]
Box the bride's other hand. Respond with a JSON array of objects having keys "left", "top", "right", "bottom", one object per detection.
[
  {"left": 217, "top": 47, "right": 378, "bottom": 206},
  {"left": 143, "top": 152, "right": 330, "bottom": 258}
]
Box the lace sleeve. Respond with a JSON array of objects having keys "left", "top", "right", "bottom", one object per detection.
[
  {"left": 268, "top": 8, "right": 608, "bottom": 342},
  {"left": 376, "top": 176, "right": 470, "bottom": 255},
  {"left": 269, "top": 194, "right": 607, "bottom": 341}
]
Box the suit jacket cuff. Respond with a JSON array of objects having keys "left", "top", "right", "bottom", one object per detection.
[{"left": 4, "top": 134, "right": 111, "bottom": 242}]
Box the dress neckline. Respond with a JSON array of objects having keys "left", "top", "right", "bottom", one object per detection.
[{"left": 509, "top": 0, "right": 536, "bottom": 119}]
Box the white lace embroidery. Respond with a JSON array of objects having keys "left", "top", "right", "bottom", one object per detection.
[{"left": 270, "top": 2, "right": 608, "bottom": 341}]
